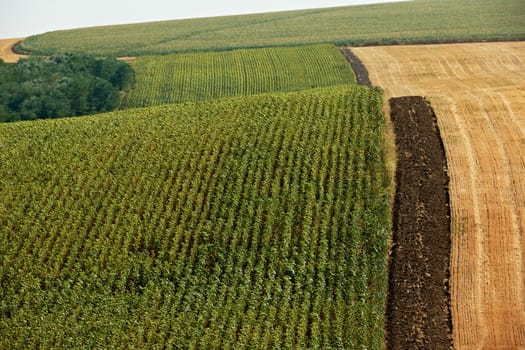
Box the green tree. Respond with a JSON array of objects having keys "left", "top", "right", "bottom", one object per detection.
[
  {"left": 0, "top": 53, "right": 134, "bottom": 122},
  {"left": 90, "top": 78, "right": 120, "bottom": 112}
]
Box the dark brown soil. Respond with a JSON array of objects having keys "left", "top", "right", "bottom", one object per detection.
[
  {"left": 387, "top": 96, "right": 453, "bottom": 349},
  {"left": 11, "top": 41, "right": 25, "bottom": 55},
  {"left": 338, "top": 47, "right": 372, "bottom": 87}
]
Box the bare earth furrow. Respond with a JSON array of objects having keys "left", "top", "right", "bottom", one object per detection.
[{"left": 353, "top": 42, "right": 525, "bottom": 349}]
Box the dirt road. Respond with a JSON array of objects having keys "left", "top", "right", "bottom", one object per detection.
[
  {"left": 353, "top": 42, "right": 525, "bottom": 349},
  {"left": 0, "top": 38, "right": 27, "bottom": 62}
]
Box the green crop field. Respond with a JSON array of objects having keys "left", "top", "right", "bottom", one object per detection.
[
  {"left": 0, "top": 86, "right": 391, "bottom": 348},
  {"left": 122, "top": 44, "right": 356, "bottom": 107},
  {"left": 19, "top": 0, "right": 525, "bottom": 57}
]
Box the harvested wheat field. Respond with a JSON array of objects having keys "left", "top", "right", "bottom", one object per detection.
[
  {"left": 353, "top": 42, "right": 525, "bottom": 348},
  {"left": 0, "top": 38, "right": 26, "bottom": 62}
]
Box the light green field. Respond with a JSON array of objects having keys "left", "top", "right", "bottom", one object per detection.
[
  {"left": 19, "top": 0, "right": 525, "bottom": 57},
  {"left": 0, "top": 86, "right": 390, "bottom": 348},
  {"left": 122, "top": 44, "right": 356, "bottom": 107}
]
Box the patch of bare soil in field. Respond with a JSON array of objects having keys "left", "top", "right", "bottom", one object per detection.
[
  {"left": 0, "top": 38, "right": 27, "bottom": 62},
  {"left": 388, "top": 96, "right": 452, "bottom": 349},
  {"left": 338, "top": 47, "right": 372, "bottom": 87},
  {"left": 117, "top": 56, "right": 137, "bottom": 62},
  {"left": 354, "top": 42, "right": 525, "bottom": 349}
]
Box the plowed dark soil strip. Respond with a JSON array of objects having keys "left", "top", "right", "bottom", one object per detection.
[
  {"left": 338, "top": 47, "right": 372, "bottom": 87},
  {"left": 387, "top": 96, "right": 452, "bottom": 349}
]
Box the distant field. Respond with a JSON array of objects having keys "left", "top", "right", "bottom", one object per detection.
[
  {"left": 19, "top": 0, "right": 525, "bottom": 56},
  {"left": 122, "top": 44, "right": 356, "bottom": 107},
  {"left": 0, "top": 86, "right": 391, "bottom": 348}
]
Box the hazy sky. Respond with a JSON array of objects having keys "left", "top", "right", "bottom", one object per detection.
[{"left": 1, "top": 0, "right": 404, "bottom": 38}]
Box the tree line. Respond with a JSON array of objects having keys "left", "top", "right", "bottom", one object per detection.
[{"left": 0, "top": 54, "right": 134, "bottom": 122}]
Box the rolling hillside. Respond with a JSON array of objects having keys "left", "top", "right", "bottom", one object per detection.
[
  {"left": 0, "top": 86, "right": 391, "bottom": 348},
  {"left": 3, "top": 0, "right": 525, "bottom": 347},
  {"left": 18, "top": 0, "right": 525, "bottom": 56},
  {"left": 122, "top": 44, "right": 356, "bottom": 107}
]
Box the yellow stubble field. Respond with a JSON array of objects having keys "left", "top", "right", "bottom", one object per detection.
[
  {"left": 353, "top": 42, "right": 525, "bottom": 348},
  {"left": 0, "top": 38, "right": 27, "bottom": 62}
]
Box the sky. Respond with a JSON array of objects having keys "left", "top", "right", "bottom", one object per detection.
[{"left": 0, "top": 0, "right": 404, "bottom": 39}]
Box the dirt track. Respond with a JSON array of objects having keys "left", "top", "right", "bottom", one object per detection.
[
  {"left": 0, "top": 38, "right": 27, "bottom": 63},
  {"left": 353, "top": 42, "right": 525, "bottom": 349}
]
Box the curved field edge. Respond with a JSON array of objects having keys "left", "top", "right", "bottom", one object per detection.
[
  {"left": 0, "top": 38, "right": 27, "bottom": 63},
  {"left": 0, "top": 86, "right": 392, "bottom": 348},
  {"left": 18, "top": 0, "right": 525, "bottom": 56},
  {"left": 122, "top": 44, "right": 356, "bottom": 108}
]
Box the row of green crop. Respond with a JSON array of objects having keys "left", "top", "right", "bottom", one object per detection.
[
  {"left": 0, "top": 86, "right": 390, "bottom": 348},
  {"left": 19, "top": 0, "right": 525, "bottom": 56},
  {"left": 121, "top": 44, "right": 356, "bottom": 107}
]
